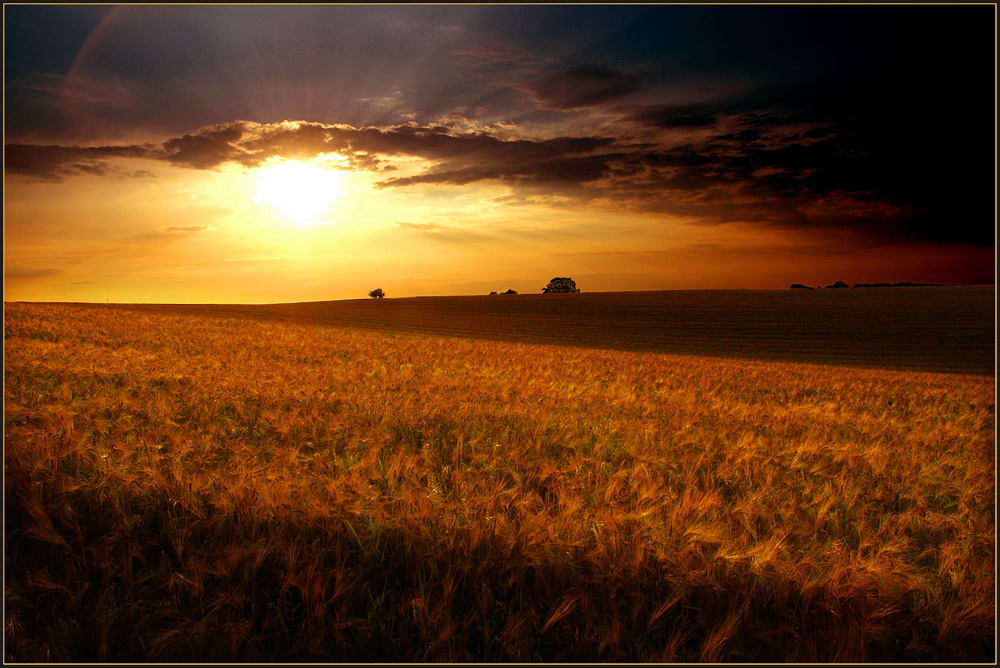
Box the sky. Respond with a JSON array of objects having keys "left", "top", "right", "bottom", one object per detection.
[{"left": 3, "top": 4, "right": 996, "bottom": 303}]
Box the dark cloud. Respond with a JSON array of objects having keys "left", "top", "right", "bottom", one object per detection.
[
  {"left": 3, "top": 143, "right": 159, "bottom": 181},
  {"left": 162, "top": 123, "right": 250, "bottom": 169},
  {"left": 5, "top": 266, "right": 63, "bottom": 280},
  {"left": 528, "top": 65, "right": 644, "bottom": 110},
  {"left": 3, "top": 119, "right": 620, "bottom": 181},
  {"left": 625, "top": 104, "right": 719, "bottom": 129},
  {"left": 378, "top": 153, "right": 622, "bottom": 189},
  {"left": 4, "top": 107, "right": 994, "bottom": 248},
  {"left": 373, "top": 128, "right": 623, "bottom": 189}
]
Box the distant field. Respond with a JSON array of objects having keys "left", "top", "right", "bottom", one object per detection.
[
  {"left": 4, "top": 300, "right": 995, "bottom": 662},
  {"left": 102, "top": 286, "right": 995, "bottom": 375}
]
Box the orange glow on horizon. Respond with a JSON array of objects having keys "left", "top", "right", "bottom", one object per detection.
[{"left": 2, "top": 154, "right": 994, "bottom": 304}]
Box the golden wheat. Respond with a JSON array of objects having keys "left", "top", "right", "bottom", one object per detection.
[{"left": 4, "top": 301, "right": 994, "bottom": 662}]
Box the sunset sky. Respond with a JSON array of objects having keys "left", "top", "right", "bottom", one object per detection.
[{"left": 4, "top": 5, "right": 995, "bottom": 303}]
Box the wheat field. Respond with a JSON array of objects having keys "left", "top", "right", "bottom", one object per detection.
[
  {"left": 3, "top": 300, "right": 995, "bottom": 662},
  {"left": 110, "top": 285, "right": 996, "bottom": 375}
]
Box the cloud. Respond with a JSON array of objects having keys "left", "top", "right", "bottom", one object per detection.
[
  {"left": 455, "top": 46, "right": 528, "bottom": 63},
  {"left": 164, "top": 225, "right": 208, "bottom": 233},
  {"left": 625, "top": 104, "right": 719, "bottom": 129},
  {"left": 527, "top": 65, "right": 644, "bottom": 110},
  {"left": 378, "top": 152, "right": 624, "bottom": 189},
  {"left": 3, "top": 142, "right": 160, "bottom": 181},
  {"left": 4, "top": 114, "right": 994, "bottom": 247},
  {"left": 5, "top": 266, "right": 63, "bottom": 280},
  {"left": 396, "top": 221, "right": 492, "bottom": 244},
  {"left": 396, "top": 222, "right": 448, "bottom": 231},
  {"left": 161, "top": 122, "right": 250, "bottom": 169}
]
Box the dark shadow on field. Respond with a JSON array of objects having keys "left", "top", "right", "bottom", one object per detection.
[
  {"left": 94, "top": 287, "right": 995, "bottom": 375},
  {"left": 5, "top": 460, "right": 992, "bottom": 663}
]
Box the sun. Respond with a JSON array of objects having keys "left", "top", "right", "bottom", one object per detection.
[{"left": 253, "top": 159, "right": 343, "bottom": 219}]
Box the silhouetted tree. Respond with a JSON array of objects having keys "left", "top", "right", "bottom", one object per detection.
[
  {"left": 369, "top": 288, "right": 385, "bottom": 299},
  {"left": 542, "top": 277, "right": 580, "bottom": 293},
  {"left": 826, "top": 281, "right": 850, "bottom": 289},
  {"left": 503, "top": 289, "right": 518, "bottom": 295}
]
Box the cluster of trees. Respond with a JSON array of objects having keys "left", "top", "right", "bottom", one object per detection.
[
  {"left": 371, "top": 277, "right": 582, "bottom": 299},
  {"left": 791, "top": 281, "right": 947, "bottom": 290},
  {"left": 790, "top": 281, "right": 849, "bottom": 290},
  {"left": 542, "top": 277, "right": 580, "bottom": 293},
  {"left": 789, "top": 281, "right": 851, "bottom": 290},
  {"left": 488, "top": 278, "right": 582, "bottom": 295}
]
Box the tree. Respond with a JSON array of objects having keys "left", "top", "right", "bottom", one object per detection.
[
  {"left": 503, "top": 289, "right": 518, "bottom": 295},
  {"left": 542, "top": 277, "right": 580, "bottom": 293},
  {"left": 369, "top": 288, "right": 385, "bottom": 299}
]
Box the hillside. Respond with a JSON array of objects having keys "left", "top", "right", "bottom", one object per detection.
[{"left": 90, "top": 286, "right": 994, "bottom": 375}]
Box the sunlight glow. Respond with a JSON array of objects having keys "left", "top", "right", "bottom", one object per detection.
[{"left": 253, "top": 159, "right": 344, "bottom": 220}]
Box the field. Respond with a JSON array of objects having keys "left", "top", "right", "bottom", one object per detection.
[
  {"left": 3, "top": 291, "right": 996, "bottom": 662},
  {"left": 111, "top": 286, "right": 996, "bottom": 375}
]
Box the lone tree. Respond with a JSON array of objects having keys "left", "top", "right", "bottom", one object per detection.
[
  {"left": 542, "top": 277, "right": 580, "bottom": 293},
  {"left": 368, "top": 288, "right": 385, "bottom": 299}
]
